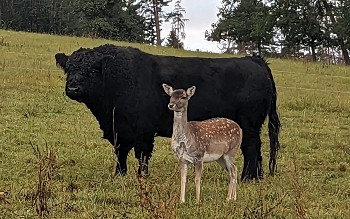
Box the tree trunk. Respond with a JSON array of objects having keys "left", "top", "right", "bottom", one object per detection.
[
  {"left": 321, "top": 0, "right": 350, "bottom": 65},
  {"left": 340, "top": 43, "right": 350, "bottom": 65},
  {"left": 311, "top": 45, "right": 316, "bottom": 62},
  {"left": 257, "top": 41, "right": 262, "bottom": 55},
  {"left": 152, "top": 0, "right": 161, "bottom": 46}
]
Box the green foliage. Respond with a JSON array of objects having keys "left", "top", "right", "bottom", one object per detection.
[
  {"left": 137, "top": 0, "right": 173, "bottom": 45},
  {"left": 165, "top": 0, "right": 187, "bottom": 48},
  {"left": 208, "top": 0, "right": 275, "bottom": 54},
  {"left": 167, "top": 0, "right": 188, "bottom": 40},
  {"left": 317, "top": 0, "right": 350, "bottom": 64},
  {"left": 165, "top": 30, "right": 183, "bottom": 48},
  {"left": 75, "top": 0, "right": 145, "bottom": 42},
  {"left": 0, "top": 0, "right": 53, "bottom": 32},
  {"left": 207, "top": 0, "right": 350, "bottom": 64},
  {"left": 0, "top": 30, "right": 349, "bottom": 218},
  {"left": 323, "top": 0, "right": 350, "bottom": 49},
  {"left": 0, "top": 0, "right": 145, "bottom": 43},
  {"left": 275, "top": 0, "right": 325, "bottom": 58}
]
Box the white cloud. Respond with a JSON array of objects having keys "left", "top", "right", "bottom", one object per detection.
[{"left": 162, "top": 0, "right": 222, "bottom": 53}]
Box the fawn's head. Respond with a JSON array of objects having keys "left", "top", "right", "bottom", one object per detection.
[{"left": 162, "top": 84, "right": 196, "bottom": 112}]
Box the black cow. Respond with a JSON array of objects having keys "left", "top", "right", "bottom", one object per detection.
[{"left": 55, "top": 44, "right": 281, "bottom": 181}]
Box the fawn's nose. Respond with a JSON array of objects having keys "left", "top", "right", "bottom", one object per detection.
[{"left": 168, "top": 103, "right": 176, "bottom": 110}]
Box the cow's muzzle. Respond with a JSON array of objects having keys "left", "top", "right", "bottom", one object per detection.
[
  {"left": 67, "top": 86, "right": 80, "bottom": 92},
  {"left": 66, "top": 85, "right": 84, "bottom": 102}
]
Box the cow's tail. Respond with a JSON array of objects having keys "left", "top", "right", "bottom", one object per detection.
[
  {"left": 267, "top": 74, "right": 281, "bottom": 176},
  {"left": 263, "top": 58, "right": 281, "bottom": 176},
  {"left": 251, "top": 55, "right": 281, "bottom": 176}
]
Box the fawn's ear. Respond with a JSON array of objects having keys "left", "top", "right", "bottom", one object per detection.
[
  {"left": 162, "top": 83, "right": 174, "bottom": 96},
  {"left": 186, "top": 86, "right": 196, "bottom": 99}
]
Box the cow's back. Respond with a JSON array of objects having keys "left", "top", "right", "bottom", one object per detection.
[{"left": 153, "top": 55, "right": 273, "bottom": 137}]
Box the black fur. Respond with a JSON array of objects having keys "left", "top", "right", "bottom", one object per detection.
[{"left": 55, "top": 44, "right": 281, "bottom": 180}]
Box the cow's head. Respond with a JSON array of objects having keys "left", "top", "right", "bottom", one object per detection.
[{"left": 55, "top": 49, "right": 112, "bottom": 103}]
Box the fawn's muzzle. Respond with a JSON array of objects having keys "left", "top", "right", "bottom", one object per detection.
[{"left": 168, "top": 103, "right": 176, "bottom": 110}]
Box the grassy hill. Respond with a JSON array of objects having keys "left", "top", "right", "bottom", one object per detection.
[{"left": 0, "top": 30, "right": 349, "bottom": 218}]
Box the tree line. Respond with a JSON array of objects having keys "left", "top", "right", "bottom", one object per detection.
[
  {"left": 207, "top": 0, "right": 350, "bottom": 65},
  {"left": 0, "top": 0, "right": 187, "bottom": 48},
  {"left": 1, "top": 0, "right": 349, "bottom": 65}
]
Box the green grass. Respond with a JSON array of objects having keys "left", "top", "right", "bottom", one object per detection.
[{"left": 0, "top": 29, "right": 349, "bottom": 218}]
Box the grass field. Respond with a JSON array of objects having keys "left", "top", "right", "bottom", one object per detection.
[{"left": 0, "top": 29, "right": 349, "bottom": 218}]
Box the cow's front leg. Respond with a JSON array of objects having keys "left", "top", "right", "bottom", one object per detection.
[
  {"left": 115, "top": 144, "right": 133, "bottom": 176},
  {"left": 137, "top": 153, "right": 150, "bottom": 177},
  {"left": 135, "top": 138, "right": 155, "bottom": 177}
]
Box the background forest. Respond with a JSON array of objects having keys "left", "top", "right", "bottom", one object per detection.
[{"left": 1, "top": 0, "right": 350, "bottom": 63}]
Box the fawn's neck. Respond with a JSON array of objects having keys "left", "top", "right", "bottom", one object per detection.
[{"left": 172, "top": 110, "right": 191, "bottom": 141}]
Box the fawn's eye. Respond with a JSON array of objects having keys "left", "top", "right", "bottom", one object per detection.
[{"left": 181, "top": 96, "right": 186, "bottom": 99}]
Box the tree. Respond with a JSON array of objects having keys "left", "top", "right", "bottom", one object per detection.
[
  {"left": 275, "top": 0, "right": 326, "bottom": 61},
  {"left": 53, "top": 0, "right": 144, "bottom": 42},
  {"left": 137, "top": 0, "right": 157, "bottom": 44},
  {"left": 317, "top": 0, "right": 350, "bottom": 65},
  {"left": 166, "top": 0, "right": 188, "bottom": 48},
  {"left": 207, "top": 0, "right": 275, "bottom": 55},
  {"left": 165, "top": 29, "right": 183, "bottom": 48},
  {"left": 0, "top": 0, "right": 52, "bottom": 32},
  {"left": 137, "top": 0, "right": 172, "bottom": 45},
  {"left": 0, "top": 0, "right": 146, "bottom": 43},
  {"left": 0, "top": 0, "right": 13, "bottom": 28}
]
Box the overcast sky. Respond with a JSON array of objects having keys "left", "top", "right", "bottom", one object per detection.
[{"left": 162, "top": 0, "right": 222, "bottom": 53}]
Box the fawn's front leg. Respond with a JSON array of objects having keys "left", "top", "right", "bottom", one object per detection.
[
  {"left": 180, "top": 162, "right": 188, "bottom": 203},
  {"left": 194, "top": 161, "right": 203, "bottom": 203}
]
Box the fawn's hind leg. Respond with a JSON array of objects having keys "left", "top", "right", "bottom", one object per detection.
[
  {"left": 231, "top": 163, "right": 238, "bottom": 200},
  {"left": 217, "top": 155, "right": 236, "bottom": 201}
]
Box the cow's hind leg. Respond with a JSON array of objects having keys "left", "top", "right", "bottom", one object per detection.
[{"left": 240, "top": 130, "right": 263, "bottom": 181}]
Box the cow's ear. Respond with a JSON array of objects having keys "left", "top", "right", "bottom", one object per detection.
[
  {"left": 55, "top": 53, "right": 68, "bottom": 69},
  {"left": 162, "top": 84, "right": 173, "bottom": 96},
  {"left": 186, "top": 86, "right": 196, "bottom": 99}
]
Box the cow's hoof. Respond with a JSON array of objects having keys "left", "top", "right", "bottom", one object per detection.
[
  {"left": 115, "top": 165, "right": 127, "bottom": 176},
  {"left": 137, "top": 166, "right": 149, "bottom": 178},
  {"left": 241, "top": 174, "right": 263, "bottom": 182}
]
